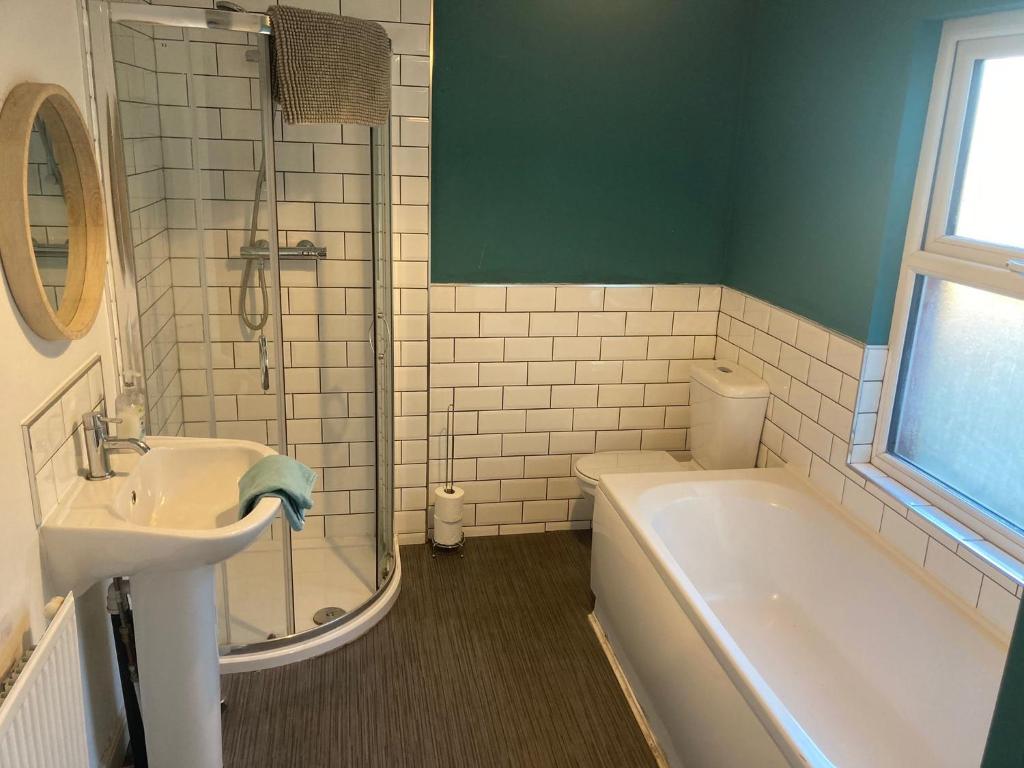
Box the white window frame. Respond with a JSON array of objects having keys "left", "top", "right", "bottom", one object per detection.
[{"left": 873, "top": 9, "right": 1024, "bottom": 556}]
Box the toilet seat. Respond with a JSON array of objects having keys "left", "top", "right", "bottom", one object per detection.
[{"left": 574, "top": 450, "right": 685, "bottom": 490}]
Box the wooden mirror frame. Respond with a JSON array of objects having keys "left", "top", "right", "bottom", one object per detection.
[{"left": 0, "top": 83, "right": 107, "bottom": 341}]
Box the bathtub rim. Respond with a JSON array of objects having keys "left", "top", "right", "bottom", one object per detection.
[{"left": 597, "top": 467, "right": 835, "bottom": 768}]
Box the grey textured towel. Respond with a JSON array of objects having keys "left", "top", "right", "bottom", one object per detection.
[{"left": 268, "top": 4, "right": 391, "bottom": 126}]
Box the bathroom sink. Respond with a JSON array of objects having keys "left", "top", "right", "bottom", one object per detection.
[
  {"left": 40, "top": 435, "right": 282, "bottom": 768},
  {"left": 41, "top": 435, "right": 281, "bottom": 595}
]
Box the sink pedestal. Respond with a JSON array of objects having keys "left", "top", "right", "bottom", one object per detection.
[{"left": 132, "top": 565, "right": 223, "bottom": 768}]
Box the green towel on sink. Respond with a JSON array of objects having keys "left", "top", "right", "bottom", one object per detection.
[{"left": 239, "top": 455, "right": 316, "bottom": 532}]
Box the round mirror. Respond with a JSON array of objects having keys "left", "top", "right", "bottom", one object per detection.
[
  {"left": 28, "top": 114, "right": 72, "bottom": 311},
  {"left": 0, "top": 83, "right": 107, "bottom": 341}
]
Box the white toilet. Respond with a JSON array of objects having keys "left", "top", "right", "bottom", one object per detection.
[{"left": 573, "top": 361, "right": 770, "bottom": 499}]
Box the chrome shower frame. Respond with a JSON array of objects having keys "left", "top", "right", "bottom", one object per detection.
[
  {"left": 90, "top": 0, "right": 398, "bottom": 664},
  {"left": 111, "top": 3, "right": 272, "bottom": 34},
  {"left": 254, "top": 30, "right": 297, "bottom": 634}
]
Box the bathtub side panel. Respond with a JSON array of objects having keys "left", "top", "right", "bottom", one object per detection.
[{"left": 591, "top": 488, "right": 789, "bottom": 768}]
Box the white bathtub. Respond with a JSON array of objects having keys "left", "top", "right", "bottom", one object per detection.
[{"left": 591, "top": 468, "right": 1008, "bottom": 768}]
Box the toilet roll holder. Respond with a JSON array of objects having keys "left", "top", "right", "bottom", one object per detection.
[
  {"left": 429, "top": 527, "right": 465, "bottom": 558},
  {"left": 431, "top": 405, "right": 465, "bottom": 558}
]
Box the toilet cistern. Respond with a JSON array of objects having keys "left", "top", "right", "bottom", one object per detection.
[{"left": 572, "top": 361, "right": 770, "bottom": 498}]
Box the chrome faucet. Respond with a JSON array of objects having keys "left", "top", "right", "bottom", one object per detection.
[{"left": 82, "top": 412, "right": 151, "bottom": 481}]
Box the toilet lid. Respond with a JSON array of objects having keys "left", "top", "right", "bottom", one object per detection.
[{"left": 574, "top": 450, "right": 680, "bottom": 483}]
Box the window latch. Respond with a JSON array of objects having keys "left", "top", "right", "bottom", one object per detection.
[{"left": 1006, "top": 258, "right": 1024, "bottom": 275}]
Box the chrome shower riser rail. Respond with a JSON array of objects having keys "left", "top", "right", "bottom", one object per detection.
[{"left": 255, "top": 32, "right": 296, "bottom": 636}]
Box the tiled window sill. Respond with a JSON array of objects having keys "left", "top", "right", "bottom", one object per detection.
[{"left": 849, "top": 460, "right": 1024, "bottom": 617}]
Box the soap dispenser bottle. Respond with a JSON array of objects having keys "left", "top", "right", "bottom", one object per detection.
[{"left": 115, "top": 373, "right": 146, "bottom": 439}]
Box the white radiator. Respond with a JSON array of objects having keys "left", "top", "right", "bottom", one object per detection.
[{"left": 0, "top": 595, "right": 89, "bottom": 768}]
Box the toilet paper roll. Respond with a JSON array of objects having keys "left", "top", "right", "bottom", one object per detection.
[
  {"left": 433, "top": 485, "right": 464, "bottom": 545},
  {"left": 434, "top": 485, "right": 464, "bottom": 524},
  {"left": 433, "top": 517, "right": 463, "bottom": 547}
]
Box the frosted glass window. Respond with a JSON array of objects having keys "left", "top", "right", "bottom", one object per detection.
[
  {"left": 891, "top": 277, "right": 1024, "bottom": 530},
  {"left": 950, "top": 56, "right": 1024, "bottom": 250}
]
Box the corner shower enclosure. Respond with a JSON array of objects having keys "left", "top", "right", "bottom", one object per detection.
[{"left": 88, "top": 1, "right": 396, "bottom": 664}]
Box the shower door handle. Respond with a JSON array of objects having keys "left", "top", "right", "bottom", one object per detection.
[
  {"left": 258, "top": 334, "right": 270, "bottom": 392},
  {"left": 378, "top": 317, "right": 391, "bottom": 362},
  {"left": 368, "top": 316, "right": 391, "bottom": 362}
]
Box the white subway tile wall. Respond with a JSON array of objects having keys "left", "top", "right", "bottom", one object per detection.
[
  {"left": 113, "top": 21, "right": 183, "bottom": 437},
  {"left": 425, "top": 284, "right": 721, "bottom": 539},
  {"left": 21, "top": 359, "right": 106, "bottom": 525},
  {"left": 719, "top": 287, "right": 1022, "bottom": 636},
  {"left": 124, "top": 0, "right": 431, "bottom": 536}
]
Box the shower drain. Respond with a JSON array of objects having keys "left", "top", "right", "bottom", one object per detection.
[{"left": 312, "top": 606, "right": 347, "bottom": 625}]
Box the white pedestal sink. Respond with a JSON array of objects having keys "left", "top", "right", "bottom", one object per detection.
[{"left": 41, "top": 436, "right": 282, "bottom": 768}]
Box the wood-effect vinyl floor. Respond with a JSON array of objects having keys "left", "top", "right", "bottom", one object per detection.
[{"left": 221, "top": 531, "right": 659, "bottom": 768}]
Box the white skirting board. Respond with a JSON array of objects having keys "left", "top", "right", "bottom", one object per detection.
[
  {"left": 589, "top": 613, "right": 670, "bottom": 768},
  {"left": 0, "top": 595, "right": 89, "bottom": 768}
]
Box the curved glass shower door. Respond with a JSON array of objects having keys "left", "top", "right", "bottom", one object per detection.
[{"left": 96, "top": 1, "right": 395, "bottom": 655}]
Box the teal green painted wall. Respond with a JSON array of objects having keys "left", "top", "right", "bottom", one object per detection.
[
  {"left": 725, "top": 0, "right": 1024, "bottom": 343},
  {"left": 431, "top": 0, "right": 751, "bottom": 285},
  {"left": 432, "top": 0, "right": 1024, "bottom": 339}
]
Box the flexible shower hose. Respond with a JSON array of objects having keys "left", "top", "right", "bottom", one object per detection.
[
  {"left": 240, "top": 158, "right": 269, "bottom": 331},
  {"left": 239, "top": 253, "right": 269, "bottom": 331}
]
